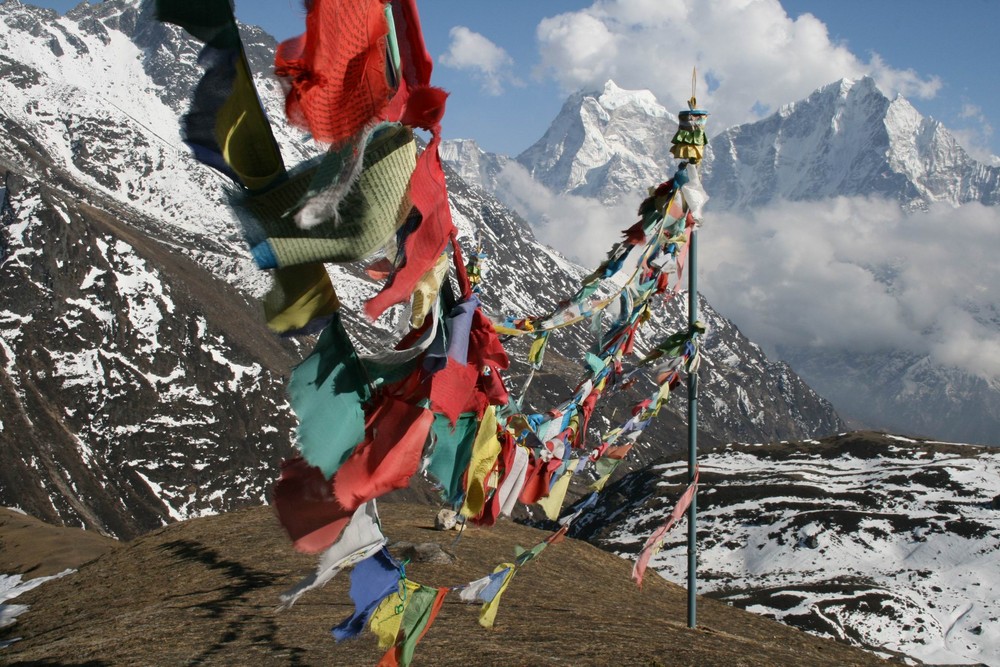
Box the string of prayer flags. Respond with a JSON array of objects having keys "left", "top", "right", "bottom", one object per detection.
[
  {"left": 632, "top": 469, "right": 700, "bottom": 588},
  {"left": 464, "top": 564, "right": 516, "bottom": 629}
]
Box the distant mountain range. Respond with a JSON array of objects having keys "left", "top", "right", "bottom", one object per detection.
[
  {"left": 442, "top": 78, "right": 1000, "bottom": 445},
  {"left": 0, "top": 0, "right": 838, "bottom": 537}
]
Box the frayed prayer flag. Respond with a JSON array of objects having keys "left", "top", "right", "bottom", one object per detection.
[
  {"left": 334, "top": 396, "right": 434, "bottom": 511},
  {"left": 155, "top": 0, "right": 285, "bottom": 189},
  {"left": 425, "top": 412, "right": 479, "bottom": 504},
  {"left": 274, "top": 0, "right": 393, "bottom": 145},
  {"left": 332, "top": 548, "right": 401, "bottom": 641},
  {"left": 288, "top": 313, "right": 369, "bottom": 479},
  {"left": 263, "top": 264, "right": 340, "bottom": 336},
  {"left": 279, "top": 500, "right": 386, "bottom": 609},
  {"left": 632, "top": 469, "right": 699, "bottom": 587},
  {"left": 476, "top": 564, "right": 516, "bottom": 629},
  {"left": 536, "top": 466, "right": 573, "bottom": 522},
  {"left": 376, "top": 585, "right": 448, "bottom": 667},
  {"left": 272, "top": 456, "right": 354, "bottom": 553},
  {"left": 459, "top": 406, "right": 502, "bottom": 519}
]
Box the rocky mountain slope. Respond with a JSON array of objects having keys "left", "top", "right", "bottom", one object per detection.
[
  {"left": 0, "top": 0, "right": 841, "bottom": 537},
  {"left": 0, "top": 502, "right": 892, "bottom": 666},
  {"left": 443, "top": 77, "right": 1000, "bottom": 445},
  {"left": 572, "top": 432, "right": 1000, "bottom": 665}
]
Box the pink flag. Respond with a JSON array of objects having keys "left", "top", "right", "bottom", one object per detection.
[{"left": 632, "top": 468, "right": 699, "bottom": 587}]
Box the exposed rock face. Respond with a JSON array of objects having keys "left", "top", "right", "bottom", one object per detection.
[{"left": 0, "top": 170, "right": 299, "bottom": 539}]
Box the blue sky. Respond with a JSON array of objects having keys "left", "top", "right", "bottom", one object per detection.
[{"left": 30, "top": 0, "right": 1000, "bottom": 161}]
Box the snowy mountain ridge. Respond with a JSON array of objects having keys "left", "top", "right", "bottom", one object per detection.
[
  {"left": 705, "top": 76, "right": 1000, "bottom": 211},
  {"left": 572, "top": 432, "right": 1000, "bottom": 665}
]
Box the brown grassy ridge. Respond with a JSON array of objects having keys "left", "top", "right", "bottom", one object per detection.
[{"left": 1, "top": 503, "right": 893, "bottom": 666}]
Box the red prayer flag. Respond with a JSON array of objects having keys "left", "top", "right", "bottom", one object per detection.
[
  {"left": 272, "top": 456, "right": 354, "bottom": 553},
  {"left": 333, "top": 396, "right": 434, "bottom": 510}
]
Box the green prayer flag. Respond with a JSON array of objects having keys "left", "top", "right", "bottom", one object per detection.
[
  {"left": 397, "top": 586, "right": 443, "bottom": 666},
  {"left": 426, "top": 413, "right": 479, "bottom": 504},
  {"left": 288, "top": 314, "right": 371, "bottom": 478}
]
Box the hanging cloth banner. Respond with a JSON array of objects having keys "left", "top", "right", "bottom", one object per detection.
[
  {"left": 333, "top": 547, "right": 402, "bottom": 641},
  {"left": 632, "top": 468, "right": 700, "bottom": 587},
  {"left": 154, "top": 0, "right": 285, "bottom": 189},
  {"left": 287, "top": 313, "right": 370, "bottom": 479},
  {"left": 333, "top": 395, "right": 435, "bottom": 511},
  {"left": 279, "top": 500, "right": 386, "bottom": 609}
]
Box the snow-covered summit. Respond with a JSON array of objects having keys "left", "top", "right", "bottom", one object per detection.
[
  {"left": 706, "top": 75, "right": 1000, "bottom": 210},
  {"left": 515, "top": 80, "right": 679, "bottom": 204},
  {"left": 596, "top": 79, "right": 669, "bottom": 117}
]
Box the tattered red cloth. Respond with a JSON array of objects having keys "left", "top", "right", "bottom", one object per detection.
[
  {"left": 429, "top": 360, "right": 483, "bottom": 425},
  {"left": 365, "top": 86, "right": 454, "bottom": 320},
  {"left": 334, "top": 395, "right": 434, "bottom": 510},
  {"left": 272, "top": 456, "right": 353, "bottom": 553},
  {"left": 518, "top": 456, "right": 562, "bottom": 505},
  {"left": 274, "top": 0, "right": 392, "bottom": 144},
  {"left": 364, "top": 0, "right": 459, "bottom": 320},
  {"left": 573, "top": 388, "right": 602, "bottom": 449}
]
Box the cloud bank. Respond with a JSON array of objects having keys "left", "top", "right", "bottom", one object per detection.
[
  {"left": 535, "top": 0, "right": 941, "bottom": 131},
  {"left": 698, "top": 197, "right": 1000, "bottom": 381},
  {"left": 439, "top": 26, "right": 521, "bottom": 96},
  {"left": 494, "top": 162, "right": 636, "bottom": 267}
]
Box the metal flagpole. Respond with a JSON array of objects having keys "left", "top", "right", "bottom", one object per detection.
[{"left": 686, "top": 211, "right": 698, "bottom": 629}]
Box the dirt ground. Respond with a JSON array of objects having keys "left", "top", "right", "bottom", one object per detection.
[{"left": 1, "top": 503, "right": 894, "bottom": 666}]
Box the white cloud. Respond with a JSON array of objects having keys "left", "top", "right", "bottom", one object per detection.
[
  {"left": 493, "top": 162, "right": 634, "bottom": 267},
  {"left": 439, "top": 26, "right": 521, "bottom": 96},
  {"left": 697, "top": 197, "right": 1000, "bottom": 381},
  {"left": 952, "top": 104, "right": 1000, "bottom": 166},
  {"left": 535, "top": 0, "right": 941, "bottom": 131}
]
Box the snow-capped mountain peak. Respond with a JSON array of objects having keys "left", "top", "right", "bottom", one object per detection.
[
  {"left": 706, "top": 75, "right": 1000, "bottom": 210},
  {"left": 515, "top": 80, "right": 679, "bottom": 204},
  {"left": 596, "top": 79, "right": 669, "bottom": 117}
]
